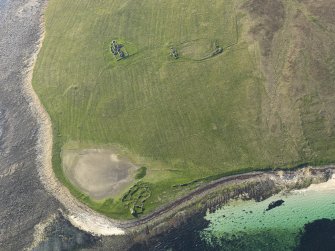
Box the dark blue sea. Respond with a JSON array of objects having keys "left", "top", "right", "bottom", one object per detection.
[{"left": 130, "top": 179, "right": 335, "bottom": 251}]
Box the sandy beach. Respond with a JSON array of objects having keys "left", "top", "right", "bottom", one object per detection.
[
  {"left": 22, "top": 0, "right": 126, "bottom": 236},
  {"left": 296, "top": 174, "right": 335, "bottom": 192}
]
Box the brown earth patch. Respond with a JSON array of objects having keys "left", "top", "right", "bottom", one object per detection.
[
  {"left": 242, "top": 0, "right": 335, "bottom": 162},
  {"left": 62, "top": 149, "right": 138, "bottom": 200},
  {"left": 243, "top": 0, "right": 285, "bottom": 57}
]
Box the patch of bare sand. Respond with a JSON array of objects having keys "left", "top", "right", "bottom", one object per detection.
[
  {"left": 297, "top": 174, "right": 335, "bottom": 193},
  {"left": 63, "top": 148, "right": 138, "bottom": 200},
  {"left": 23, "top": 4, "right": 125, "bottom": 236}
]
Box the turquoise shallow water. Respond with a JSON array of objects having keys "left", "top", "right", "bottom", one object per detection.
[
  {"left": 129, "top": 176, "right": 335, "bottom": 250},
  {"left": 201, "top": 177, "right": 335, "bottom": 250}
]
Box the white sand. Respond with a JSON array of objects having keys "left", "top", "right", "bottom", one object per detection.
[
  {"left": 297, "top": 174, "right": 335, "bottom": 192},
  {"left": 23, "top": 4, "right": 125, "bottom": 236}
]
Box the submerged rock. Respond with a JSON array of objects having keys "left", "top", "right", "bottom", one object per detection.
[{"left": 266, "top": 199, "right": 285, "bottom": 211}]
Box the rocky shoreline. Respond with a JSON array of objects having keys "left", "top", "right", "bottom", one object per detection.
[
  {"left": 23, "top": 0, "right": 335, "bottom": 242},
  {"left": 125, "top": 165, "right": 335, "bottom": 240},
  {"left": 0, "top": 0, "right": 61, "bottom": 249},
  {"left": 2, "top": 0, "right": 335, "bottom": 249},
  {"left": 0, "top": 1, "right": 99, "bottom": 250},
  {"left": 28, "top": 17, "right": 335, "bottom": 234}
]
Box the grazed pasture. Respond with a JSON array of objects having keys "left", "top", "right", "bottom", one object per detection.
[{"left": 33, "top": 0, "right": 335, "bottom": 218}]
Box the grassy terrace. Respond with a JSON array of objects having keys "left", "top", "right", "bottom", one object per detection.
[{"left": 33, "top": 0, "right": 335, "bottom": 219}]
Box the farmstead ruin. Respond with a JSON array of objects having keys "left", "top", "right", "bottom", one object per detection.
[{"left": 111, "top": 40, "right": 129, "bottom": 60}]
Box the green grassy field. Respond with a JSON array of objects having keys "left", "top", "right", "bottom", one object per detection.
[{"left": 33, "top": 0, "right": 335, "bottom": 219}]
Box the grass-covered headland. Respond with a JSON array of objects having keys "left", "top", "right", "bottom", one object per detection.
[{"left": 33, "top": 0, "right": 335, "bottom": 219}]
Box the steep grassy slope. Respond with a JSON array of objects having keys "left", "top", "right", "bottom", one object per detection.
[
  {"left": 33, "top": 0, "right": 335, "bottom": 218},
  {"left": 245, "top": 0, "right": 335, "bottom": 164}
]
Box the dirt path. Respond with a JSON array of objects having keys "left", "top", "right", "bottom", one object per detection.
[{"left": 114, "top": 165, "right": 335, "bottom": 229}]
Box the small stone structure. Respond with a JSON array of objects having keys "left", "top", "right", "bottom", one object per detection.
[
  {"left": 212, "top": 43, "right": 223, "bottom": 57},
  {"left": 111, "top": 40, "right": 129, "bottom": 61},
  {"left": 170, "top": 47, "right": 179, "bottom": 59}
]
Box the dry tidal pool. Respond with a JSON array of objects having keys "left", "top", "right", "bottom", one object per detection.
[{"left": 62, "top": 149, "right": 138, "bottom": 200}]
